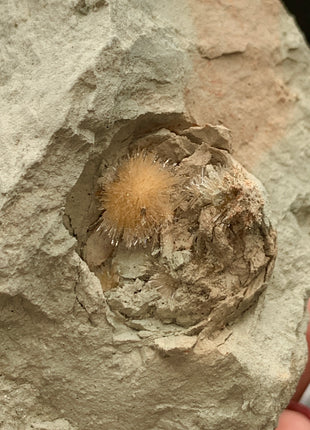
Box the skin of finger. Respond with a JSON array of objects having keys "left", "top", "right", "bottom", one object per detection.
[
  {"left": 277, "top": 300, "right": 310, "bottom": 428},
  {"left": 292, "top": 300, "right": 310, "bottom": 401},
  {"left": 277, "top": 410, "right": 310, "bottom": 430}
]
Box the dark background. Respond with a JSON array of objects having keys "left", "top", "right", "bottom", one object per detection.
[{"left": 281, "top": 0, "right": 310, "bottom": 44}]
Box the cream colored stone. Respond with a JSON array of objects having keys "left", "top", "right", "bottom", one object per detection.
[
  {"left": 154, "top": 335, "right": 198, "bottom": 355},
  {"left": 1, "top": 1, "right": 310, "bottom": 429}
]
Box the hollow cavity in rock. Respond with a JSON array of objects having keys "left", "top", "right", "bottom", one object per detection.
[{"left": 65, "top": 123, "right": 277, "bottom": 332}]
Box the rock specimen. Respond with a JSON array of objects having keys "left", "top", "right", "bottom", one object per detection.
[{"left": 0, "top": 1, "right": 310, "bottom": 429}]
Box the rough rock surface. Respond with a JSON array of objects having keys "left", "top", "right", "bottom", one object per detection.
[{"left": 0, "top": 1, "right": 310, "bottom": 429}]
